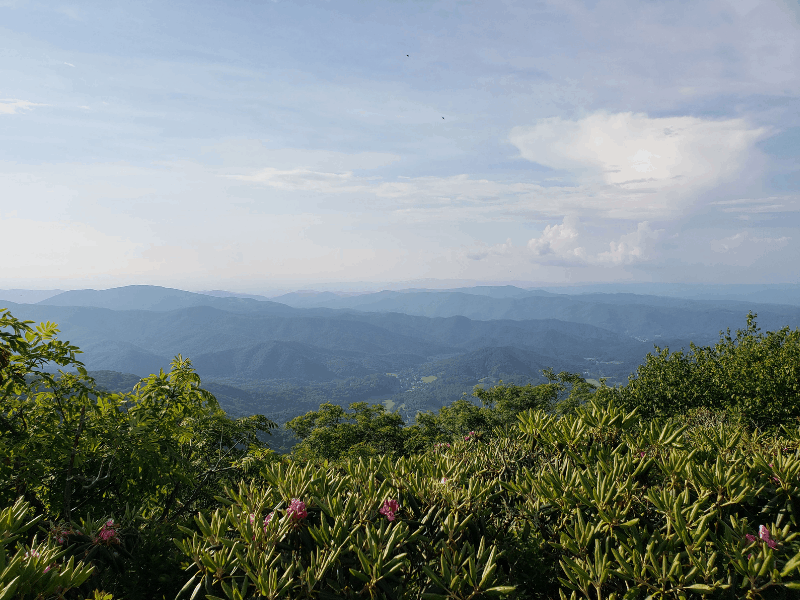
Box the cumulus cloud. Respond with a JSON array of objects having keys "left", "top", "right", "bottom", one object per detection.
[
  {"left": 528, "top": 216, "right": 583, "bottom": 259},
  {"left": 509, "top": 112, "right": 768, "bottom": 219},
  {"left": 0, "top": 99, "right": 46, "bottom": 115},
  {"left": 596, "top": 222, "right": 664, "bottom": 265},
  {"left": 527, "top": 217, "right": 663, "bottom": 266}
]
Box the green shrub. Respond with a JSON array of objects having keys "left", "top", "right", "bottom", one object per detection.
[
  {"left": 0, "top": 497, "right": 94, "bottom": 599},
  {"left": 596, "top": 313, "right": 800, "bottom": 428},
  {"left": 176, "top": 400, "right": 800, "bottom": 599}
]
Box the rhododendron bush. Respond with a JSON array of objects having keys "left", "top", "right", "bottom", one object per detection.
[{"left": 175, "top": 402, "right": 800, "bottom": 599}]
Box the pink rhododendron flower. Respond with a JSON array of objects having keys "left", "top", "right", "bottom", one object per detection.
[
  {"left": 94, "top": 520, "right": 120, "bottom": 545},
  {"left": 745, "top": 534, "right": 757, "bottom": 543},
  {"left": 380, "top": 499, "right": 400, "bottom": 522},
  {"left": 50, "top": 523, "right": 73, "bottom": 545},
  {"left": 759, "top": 525, "right": 778, "bottom": 549},
  {"left": 287, "top": 499, "right": 307, "bottom": 520}
]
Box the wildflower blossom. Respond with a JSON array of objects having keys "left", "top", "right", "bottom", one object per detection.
[
  {"left": 287, "top": 499, "right": 307, "bottom": 520},
  {"left": 380, "top": 499, "right": 400, "bottom": 522},
  {"left": 759, "top": 525, "right": 778, "bottom": 549},
  {"left": 264, "top": 512, "right": 274, "bottom": 530},
  {"left": 49, "top": 523, "right": 74, "bottom": 545},
  {"left": 745, "top": 526, "right": 779, "bottom": 552},
  {"left": 93, "top": 519, "right": 120, "bottom": 545},
  {"left": 440, "top": 477, "right": 448, "bottom": 484},
  {"left": 464, "top": 431, "right": 477, "bottom": 441},
  {"left": 23, "top": 549, "right": 41, "bottom": 560}
]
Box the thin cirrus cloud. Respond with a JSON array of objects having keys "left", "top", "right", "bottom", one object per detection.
[
  {"left": 710, "top": 231, "right": 790, "bottom": 255},
  {"left": 710, "top": 196, "right": 800, "bottom": 219},
  {"left": 0, "top": 99, "right": 47, "bottom": 115}
]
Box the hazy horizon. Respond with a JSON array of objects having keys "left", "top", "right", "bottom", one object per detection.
[
  {"left": 2, "top": 0, "right": 798, "bottom": 290},
  {"left": 4, "top": 281, "right": 800, "bottom": 307}
]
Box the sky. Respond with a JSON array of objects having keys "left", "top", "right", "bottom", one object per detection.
[{"left": 1, "top": 0, "right": 799, "bottom": 294}]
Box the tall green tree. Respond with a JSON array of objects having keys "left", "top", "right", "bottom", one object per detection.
[{"left": 286, "top": 401, "right": 406, "bottom": 462}]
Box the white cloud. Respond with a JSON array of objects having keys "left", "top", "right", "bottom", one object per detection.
[
  {"left": 596, "top": 222, "right": 663, "bottom": 265},
  {"left": 528, "top": 216, "right": 582, "bottom": 259},
  {"left": 64, "top": 62, "right": 75, "bottom": 67},
  {"left": 527, "top": 217, "right": 664, "bottom": 266},
  {"left": 464, "top": 238, "right": 514, "bottom": 261},
  {"left": 710, "top": 196, "right": 800, "bottom": 218},
  {"left": 509, "top": 112, "right": 768, "bottom": 219},
  {"left": 710, "top": 231, "right": 790, "bottom": 253},
  {"left": 0, "top": 99, "right": 46, "bottom": 115}
]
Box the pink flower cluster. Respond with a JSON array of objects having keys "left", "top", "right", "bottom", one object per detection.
[
  {"left": 433, "top": 443, "right": 451, "bottom": 451},
  {"left": 49, "top": 523, "right": 75, "bottom": 545},
  {"left": 379, "top": 499, "right": 400, "bottom": 522},
  {"left": 94, "top": 519, "right": 120, "bottom": 546},
  {"left": 249, "top": 512, "right": 276, "bottom": 539},
  {"left": 745, "top": 525, "right": 779, "bottom": 551},
  {"left": 464, "top": 431, "right": 477, "bottom": 441},
  {"left": 287, "top": 498, "right": 307, "bottom": 520}
]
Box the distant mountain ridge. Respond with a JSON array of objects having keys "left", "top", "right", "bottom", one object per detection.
[
  {"left": 269, "top": 288, "right": 800, "bottom": 342},
  {"left": 0, "top": 289, "right": 63, "bottom": 304},
  {"left": 38, "top": 285, "right": 298, "bottom": 315}
]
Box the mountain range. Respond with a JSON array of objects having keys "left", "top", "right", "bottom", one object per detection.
[{"left": 2, "top": 284, "right": 798, "bottom": 424}]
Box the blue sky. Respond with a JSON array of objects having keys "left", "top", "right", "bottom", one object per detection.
[{"left": 1, "top": 0, "right": 798, "bottom": 293}]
